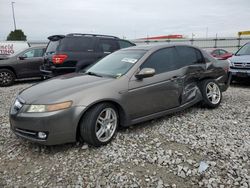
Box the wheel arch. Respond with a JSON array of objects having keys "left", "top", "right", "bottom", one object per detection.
[
  {"left": 0, "top": 66, "right": 17, "bottom": 77},
  {"left": 75, "top": 100, "right": 129, "bottom": 141},
  {"left": 198, "top": 76, "right": 214, "bottom": 82}
]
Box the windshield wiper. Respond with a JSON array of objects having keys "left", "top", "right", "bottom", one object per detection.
[{"left": 86, "top": 71, "right": 103, "bottom": 77}]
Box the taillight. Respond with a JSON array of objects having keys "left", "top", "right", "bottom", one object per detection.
[{"left": 52, "top": 54, "right": 68, "bottom": 64}]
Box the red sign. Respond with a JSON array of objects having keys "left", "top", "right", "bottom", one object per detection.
[{"left": 0, "top": 44, "right": 14, "bottom": 55}]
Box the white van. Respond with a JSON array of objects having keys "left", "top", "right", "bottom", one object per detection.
[{"left": 0, "top": 41, "right": 30, "bottom": 59}]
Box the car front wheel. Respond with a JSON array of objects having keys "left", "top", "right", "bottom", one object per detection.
[
  {"left": 0, "top": 69, "right": 15, "bottom": 87},
  {"left": 200, "top": 79, "right": 222, "bottom": 108},
  {"left": 80, "top": 103, "right": 119, "bottom": 146}
]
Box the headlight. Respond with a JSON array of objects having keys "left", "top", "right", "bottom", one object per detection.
[{"left": 27, "top": 101, "right": 72, "bottom": 113}]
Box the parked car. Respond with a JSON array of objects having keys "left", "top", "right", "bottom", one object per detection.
[
  {"left": 228, "top": 42, "right": 250, "bottom": 81},
  {"left": 0, "top": 41, "right": 30, "bottom": 60},
  {"left": 10, "top": 44, "right": 230, "bottom": 146},
  {"left": 0, "top": 46, "right": 46, "bottom": 86},
  {"left": 207, "top": 48, "right": 233, "bottom": 60},
  {"left": 40, "top": 33, "right": 135, "bottom": 78}
]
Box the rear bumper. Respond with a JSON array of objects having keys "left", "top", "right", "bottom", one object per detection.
[{"left": 40, "top": 65, "right": 75, "bottom": 78}]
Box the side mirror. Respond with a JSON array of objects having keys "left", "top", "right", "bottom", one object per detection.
[
  {"left": 135, "top": 68, "right": 155, "bottom": 79},
  {"left": 19, "top": 54, "right": 28, "bottom": 60}
]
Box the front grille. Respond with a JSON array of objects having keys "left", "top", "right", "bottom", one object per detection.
[
  {"left": 230, "top": 67, "right": 250, "bottom": 71},
  {"left": 233, "top": 62, "right": 250, "bottom": 68}
]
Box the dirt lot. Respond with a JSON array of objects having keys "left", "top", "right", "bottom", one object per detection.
[{"left": 0, "top": 81, "right": 250, "bottom": 187}]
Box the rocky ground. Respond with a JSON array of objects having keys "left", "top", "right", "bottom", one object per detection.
[{"left": 0, "top": 80, "right": 250, "bottom": 187}]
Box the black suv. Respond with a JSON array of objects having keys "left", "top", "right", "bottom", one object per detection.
[{"left": 40, "top": 33, "right": 135, "bottom": 77}]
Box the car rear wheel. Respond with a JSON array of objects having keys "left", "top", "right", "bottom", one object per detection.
[
  {"left": 79, "top": 103, "right": 119, "bottom": 147},
  {"left": 0, "top": 69, "right": 15, "bottom": 87},
  {"left": 200, "top": 79, "right": 222, "bottom": 108}
]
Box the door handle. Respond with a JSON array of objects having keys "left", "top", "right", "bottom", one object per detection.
[{"left": 170, "top": 76, "right": 179, "bottom": 81}]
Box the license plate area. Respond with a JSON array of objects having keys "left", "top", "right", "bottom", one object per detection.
[{"left": 236, "top": 72, "right": 248, "bottom": 77}]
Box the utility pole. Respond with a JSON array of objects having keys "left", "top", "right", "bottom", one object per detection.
[
  {"left": 11, "top": 2, "right": 17, "bottom": 30},
  {"left": 205, "top": 27, "right": 208, "bottom": 39},
  {"left": 191, "top": 33, "right": 195, "bottom": 45}
]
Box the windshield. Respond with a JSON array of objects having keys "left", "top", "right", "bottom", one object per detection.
[
  {"left": 86, "top": 50, "right": 146, "bottom": 78},
  {"left": 236, "top": 43, "right": 250, "bottom": 56}
]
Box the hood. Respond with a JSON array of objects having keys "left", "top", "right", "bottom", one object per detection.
[
  {"left": 19, "top": 73, "right": 113, "bottom": 104},
  {"left": 229, "top": 55, "right": 250, "bottom": 63}
]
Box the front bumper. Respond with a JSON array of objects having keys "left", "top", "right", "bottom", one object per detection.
[
  {"left": 229, "top": 67, "right": 250, "bottom": 78},
  {"left": 9, "top": 105, "right": 86, "bottom": 145}
]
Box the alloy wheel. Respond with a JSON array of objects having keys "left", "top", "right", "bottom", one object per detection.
[
  {"left": 0, "top": 71, "right": 13, "bottom": 85},
  {"left": 95, "top": 108, "right": 118, "bottom": 142},
  {"left": 206, "top": 82, "right": 221, "bottom": 104}
]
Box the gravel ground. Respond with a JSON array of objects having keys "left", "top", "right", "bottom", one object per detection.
[{"left": 0, "top": 81, "right": 250, "bottom": 187}]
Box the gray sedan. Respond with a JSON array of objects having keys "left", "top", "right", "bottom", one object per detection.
[
  {"left": 0, "top": 46, "right": 46, "bottom": 86},
  {"left": 9, "top": 44, "right": 230, "bottom": 146}
]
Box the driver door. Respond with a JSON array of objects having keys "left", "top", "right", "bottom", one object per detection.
[
  {"left": 17, "top": 48, "right": 45, "bottom": 77},
  {"left": 125, "top": 47, "right": 183, "bottom": 120}
]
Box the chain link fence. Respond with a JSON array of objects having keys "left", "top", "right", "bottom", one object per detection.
[
  {"left": 133, "top": 37, "right": 250, "bottom": 53},
  {"left": 29, "top": 37, "right": 250, "bottom": 53}
]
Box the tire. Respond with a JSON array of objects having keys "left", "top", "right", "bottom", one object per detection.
[
  {"left": 199, "top": 79, "right": 222, "bottom": 108},
  {"left": 79, "top": 103, "right": 119, "bottom": 147},
  {"left": 0, "top": 69, "right": 15, "bottom": 87},
  {"left": 230, "top": 76, "right": 234, "bottom": 84}
]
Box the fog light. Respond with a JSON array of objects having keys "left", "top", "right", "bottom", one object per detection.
[{"left": 38, "top": 132, "right": 47, "bottom": 139}]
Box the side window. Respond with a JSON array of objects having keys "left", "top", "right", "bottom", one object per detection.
[
  {"left": 23, "top": 49, "right": 35, "bottom": 58},
  {"left": 118, "top": 40, "right": 134, "bottom": 49},
  {"left": 212, "top": 50, "right": 220, "bottom": 56},
  {"left": 176, "top": 46, "right": 204, "bottom": 67},
  {"left": 141, "top": 47, "right": 178, "bottom": 74},
  {"left": 219, "top": 49, "right": 227, "bottom": 55},
  {"left": 99, "top": 39, "right": 118, "bottom": 53},
  {"left": 195, "top": 49, "right": 204, "bottom": 63}
]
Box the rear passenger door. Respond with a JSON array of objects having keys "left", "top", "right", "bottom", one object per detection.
[
  {"left": 126, "top": 47, "right": 183, "bottom": 119},
  {"left": 175, "top": 46, "right": 206, "bottom": 104}
]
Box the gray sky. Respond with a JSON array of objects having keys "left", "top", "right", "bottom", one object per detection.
[{"left": 0, "top": 0, "right": 250, "bottom": 41}]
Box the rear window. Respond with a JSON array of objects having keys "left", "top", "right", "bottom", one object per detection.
[
  {"left": 118, "top": 40, "right": 134, "bottom": 49},
  {"left": 58, "top": 37, "right": 94, "bottom": 52},
  {"left": 46, "top": 41, "right": 59, "bottom": 53}
]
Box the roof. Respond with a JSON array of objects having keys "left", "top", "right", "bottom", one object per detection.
[
  {"left": 121, "top": 43, "right": 199, "bottom": 51},
  {"left": 140, "top": 35, "right": 183, "bottom": 40}
]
